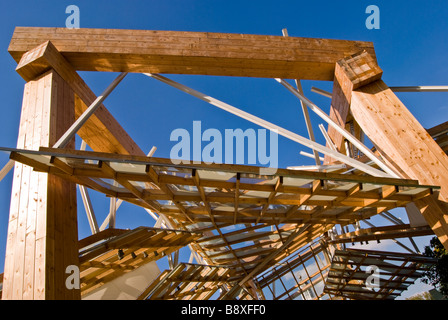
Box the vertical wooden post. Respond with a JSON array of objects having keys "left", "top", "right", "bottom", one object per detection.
[
  {"left": 324, "top": 50, "right": 383, "bottom": 164},
  {"left": 2, "top": 69, "right": 79, "bottom": 300}
]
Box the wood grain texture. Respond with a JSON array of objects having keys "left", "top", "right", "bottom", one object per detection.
[
  {"left": 325, "top": 51, "right": 382, "bottom": 162},
  {"left": 350, "top": 80, "right": 448, "bottom": 248},
  {"left": 9, "top": 27, "right": 376, "bottom": 80},
  {"left": 2, "top": 70, "right": 79, "bottom": 300}
]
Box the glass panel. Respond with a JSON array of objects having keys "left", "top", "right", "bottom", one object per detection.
[
  {"left": 273, "top": 278, "right": 286, "bottom": 297},
  {"left": 263, "top": 287, "right": 274, "bottom": 300},
  {"left": 281, "top": 272, "right": 297, "bottom": 292},
  {"left": 109, "top": 162, "right": 146, "bottom": 174},
  {"left": 361, "top": 183, "right": 383, "bottom": 191},
  {"left": 197, "top": 170, "right": 235, "bottom": 181},
  {"left": 241, "top": 190, "right": 272, "bottom": 198},
  {"left": 21, "top": 153, "right": 52, "bottom": 165}
]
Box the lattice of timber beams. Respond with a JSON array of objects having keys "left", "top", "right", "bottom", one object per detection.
[
  {"left": 323, "top": 249, "right": 436, "bottom": 300},
  {"left": 2, "top": 146, "right": 439, "bottom": 284},
  {"left": 137, "top": 263, "right": 235, "bottom": 300},
  {"left": 78, "top": 226, "right": 202, "bottom": 296}
]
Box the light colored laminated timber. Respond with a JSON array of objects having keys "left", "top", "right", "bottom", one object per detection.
[
  {"left": 3, "top": 27, "right": 445, "bottom": 300},
  {"left": 324, "top": 50, "right": 448, "bottom": 250},
  {"left": 323, "top": 249, "right": 436, "bottom": 300},
  {"left": 2, "top": 70, "right": 79, "bottom": 300},
  {"left": 8, "top": 27, "right": 377, "bottom": 81},
  {"left": 349, "top": 80, "right": 448, "bottom": 249},
  {"left": 325, "top": 224, "right": 434, "bottom": 245}
]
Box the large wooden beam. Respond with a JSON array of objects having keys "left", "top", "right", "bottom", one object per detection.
[
  {"left": 325, "top": 50, "right": 382, "bottom": 162},
  {"left": 8, "top": 27, "right": 376, "bottom": 81},
  {"left": 350, "top": 80, "right": 448, "bottom": 249},
  {"left": 15, "top": 40, "right": 144, "bottom": 155},
  {"left": 2, "top": 70, "right": 79, "bottom": 299},
  {"left": 324, "top": 51, "right": 448, "bottom": 249}
]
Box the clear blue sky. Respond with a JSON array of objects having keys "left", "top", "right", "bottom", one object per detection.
[{"left": 0, "top": 0, "right": 446, "bottom": 298}]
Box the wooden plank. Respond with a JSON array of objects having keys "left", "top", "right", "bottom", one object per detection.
[
  {"left": 15, "top": 40, "right": 144, "bottom": 156},
  {"left": 9, "top": 27, "right": 376, "bottom": 81}
]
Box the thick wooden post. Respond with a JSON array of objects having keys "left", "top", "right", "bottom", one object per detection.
[{"left": 2, "top": 69, "right": 79, "bottom": 299}]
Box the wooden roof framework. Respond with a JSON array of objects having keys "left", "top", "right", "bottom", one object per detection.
[{"left": 1, "top": 27, "right": 447, "bottom": 300}]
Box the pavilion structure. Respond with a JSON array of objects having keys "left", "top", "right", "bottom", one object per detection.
[{"left": 0, "top": 27, "right": 446, "bottom": 300}]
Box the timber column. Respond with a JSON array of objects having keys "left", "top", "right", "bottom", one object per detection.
[{"left": 2, "top": 69, "right": 79, "bottom": 299}]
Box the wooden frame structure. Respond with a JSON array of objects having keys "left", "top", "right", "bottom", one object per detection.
[
  {"left": 78, "top": 226, "right": 202, "bottom": 296},
  {"left": 0, "top": 27, "right": 447, "bottom": 300},
  {"left": 323, "top": 249, "right": 436, "bottom": 300},
  {"left": 255, "top": 240, "right": 335, "bottom": 300}
]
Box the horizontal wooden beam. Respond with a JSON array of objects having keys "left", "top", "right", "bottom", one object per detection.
[{"left": 9, "top": 27, "right": 376, "bottom": 80}]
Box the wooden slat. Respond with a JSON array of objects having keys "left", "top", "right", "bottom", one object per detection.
[
  {"left": 427, "top": 121, "right": 448, "bottom": 138},
  {"left": 139, "top": 263, "right": 234, "bottom": 300},
  {"left": 324, "top": 248, "right": 436, "bottom": 300},
  {"left": 8, "top": 147, "right": 437, "bottom": 227}
]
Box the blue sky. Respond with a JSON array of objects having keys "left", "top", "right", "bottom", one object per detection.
[{"left": 0, "top": 0, "right": 446, "bottom": 299}]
